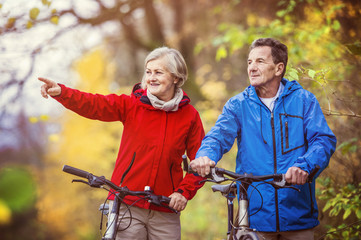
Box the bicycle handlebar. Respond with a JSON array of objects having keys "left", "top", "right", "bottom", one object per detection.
[
  {"left": 63, "top": 165, "right": 90, "bottom": 178},
  {"left": 187, "top": 165, "right": 320, "bottom": 191},
  {"left": 62, "top": 165, "right": 176, "bottom": 213}
]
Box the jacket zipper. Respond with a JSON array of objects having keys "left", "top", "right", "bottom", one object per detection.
[
  {"left": 169, "top": 163, "right": 175, "bottom": 191},
  {"left": 120, "top": 152, "right": 136, "bottom": 186},
  {"left": 271, "top": 112, "right": 280, "bottom": 232},
  {"left": 285, "top": 121, "right": 289, "bottom": 149},
  {"left": 309, "top": 183, "right": 314, "bottom": 216}
]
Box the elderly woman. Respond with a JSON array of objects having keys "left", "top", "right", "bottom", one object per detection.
[{"left": 39, "top": 47, "right": 204, "bottom": 240}]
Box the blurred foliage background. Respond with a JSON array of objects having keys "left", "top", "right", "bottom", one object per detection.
[{"left": 0, "top": 0, "right": 360, "bottom": 239}]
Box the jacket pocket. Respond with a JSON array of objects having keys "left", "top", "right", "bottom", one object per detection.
[{"left": 279, "top": 113, "right": 305, "bottom": 154}]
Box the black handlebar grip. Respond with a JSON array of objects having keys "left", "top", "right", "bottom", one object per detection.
[
  {"left": 62, "top": 165, "right": 90, "bottom": 179},
  {"left": 307, "top": 165, "right": 320, "bottom": 183},
  {"left": 187, "top": 165, "right": 198, "bottom": 175},
  {"left": 182, "top": 155, "right": 189, "bottom": 172},
  {"left": 161, "top": 196, "right": 171, "bottom": 204}
]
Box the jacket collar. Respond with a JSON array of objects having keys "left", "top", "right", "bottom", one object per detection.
[
  {"left": 246, "top": 78, "right": 302, "bottom": 103},
  {"left": 131, "top": 83, "right": 190, "bottom": 109}
]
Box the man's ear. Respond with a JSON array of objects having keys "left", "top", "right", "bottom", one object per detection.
[{"left": 275, "top": 62, "right": 285, "bottom": 77}]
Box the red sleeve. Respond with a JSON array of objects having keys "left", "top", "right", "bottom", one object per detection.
[
  {"left": 175, "top": 110, "right": 206, "bottom": 200},
  {"left": 53, "top": 84, "right": 131, "bottom": 122}
]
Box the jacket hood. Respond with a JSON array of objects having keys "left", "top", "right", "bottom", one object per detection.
[{"left": 131, "top": 83, "right": 190, "bottom": 109}]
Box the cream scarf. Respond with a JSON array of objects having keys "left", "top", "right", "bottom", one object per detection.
[{"left": 147, "top": 88, "right": 183, "bottom": 112}]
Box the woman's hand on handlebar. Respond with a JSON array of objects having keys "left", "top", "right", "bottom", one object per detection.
[
  {"left": 168, "top": 192, "right": 187, "bottom": 212},
  {"left": 189, "top": 156, "right": 216, "bottom": 177},
  {"left": 285, "top": 167, "right": 309, "bottom": 185}
]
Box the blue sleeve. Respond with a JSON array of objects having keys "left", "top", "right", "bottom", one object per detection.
[
  {"left": 293, "top": 94, "right": 337, "bottom": 176},
  {"left": 196, "top": 98, "right": 241, "bottom": 163}
]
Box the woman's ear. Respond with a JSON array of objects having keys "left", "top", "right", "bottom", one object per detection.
[{"left": 173, "top": 77, "right": 179, "bottom": 85}]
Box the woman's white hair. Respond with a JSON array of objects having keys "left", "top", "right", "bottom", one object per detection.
[{"left": 141, "top": 47, "right": 188, "bottom": 89}]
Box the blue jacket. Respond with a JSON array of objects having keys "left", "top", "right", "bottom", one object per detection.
[{"left": 196, "top": 78, "right": 336, "bottom": 232}]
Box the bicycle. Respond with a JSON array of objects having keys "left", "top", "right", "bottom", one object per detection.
[
  {"left": 183, "top": 156, "right": 319, "bottom": 240},
  {"left": 62, "top": 165, "right": 177, "bottom": 240}
]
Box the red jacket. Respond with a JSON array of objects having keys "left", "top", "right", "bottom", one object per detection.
[{"left": 54, "top": 83, "right": 205, "bottom": 212}]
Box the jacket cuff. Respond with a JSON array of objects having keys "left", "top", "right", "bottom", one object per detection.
[
  {"left": 293, "top": 158, "right": 311, "bottom": 174},
  {"left": 175, "top": 188, "right": 191, "bottom": 200},
  {"left": 52, "top": 83, "right": 65, "bottom": 99}
]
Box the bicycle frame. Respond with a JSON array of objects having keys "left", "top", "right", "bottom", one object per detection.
[{"left": 212, "top": 181, "right": 257, "bottom": 240}]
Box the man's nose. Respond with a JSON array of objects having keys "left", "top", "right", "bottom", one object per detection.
[{"left": 248, "top": 62, "right": 257, "bottom": 71}]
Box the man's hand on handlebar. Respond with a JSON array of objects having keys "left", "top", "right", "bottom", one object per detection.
[
  {"left": 285, "top": 167, "right": 309, "bottom": 185},
  {"left": 189, "top": 156, "right": 216, "bottom": 177}
]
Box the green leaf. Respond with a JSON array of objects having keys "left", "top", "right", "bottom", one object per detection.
[
  {"left": 308, "top": 69, "right": 316, "bottom": 79},
  {"left": 0, "top": 167, "right": 37, "bottom": 212},
  {"left": 343, "top": 208, "right": 352, "bottom": 219},
  {"left": 332, "top": 20, "right": 341, "bottom": 31},
  {"left": 29, "top": 7, "right": 40, "bottom": 20},
  {"left": 289, "top": 71, "right": 299, "bottom": 80},
  {"left": 356, "top": 209, "right": 361, "bottom": 219},
  {"left": 345, "top": 42, "right": 361, "bottom": 56},
  {"left": 194, "top": 43, "right": 204, "bottom": 55},
  {"left": 323, "top": 201, "right": 332, "bottom": 212}
]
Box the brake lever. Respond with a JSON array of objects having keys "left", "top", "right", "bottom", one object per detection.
[
  {"left": 269, "top": 175, "right": 301, "bottom": 192},
  {"left": 146, "top": 195, "right": 178, "bottom": 214},
  {"left": 208, "top": 168, "right": 228, "bottom": 183},
  {"left": 88, "top": 175, "right": 106, "bottom": 188},
  {"left": 187, "top": 166, "right": 228, "bottom": 184},
  {"left": 72, "top": 179, "right": 89, "bottom": 185}
]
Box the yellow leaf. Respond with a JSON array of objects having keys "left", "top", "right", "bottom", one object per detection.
[
  {"left": 26, "top": 20, "right": 33, "bottom": 29},
  {"left": 28, "top": 116, "right": 38, "bottom": 123},
  {"left": 216, "top": 46, "right": 227, "bottom": 61},
  {"left": 48, "top": 134, "right": 60, "bottom": 142},
  {"left": 42, "top": 0, "right": 51, "bottom": 7},
  {"left": 6, "top": 18, "right": 16, "bottom": 29},
  {"left": 40, "top": 115, "right": 49, "bottom": 121},
  {"left": 29, "top": 8, "right": 40, "bottom": 20},
  {"left": 50, "top": 16, "right": 59, "bottom": 25},
  {"left": 0, "top": 200, "right": 12, "bottom": 225}
]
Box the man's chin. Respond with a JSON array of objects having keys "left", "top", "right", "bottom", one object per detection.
[{"left": 249, "top": 81, "right": 260, "bottom": 87}]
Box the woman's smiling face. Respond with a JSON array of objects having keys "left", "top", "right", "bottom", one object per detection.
[{"left": 145, "top": 57, "right": 178, "bottom": 101}]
